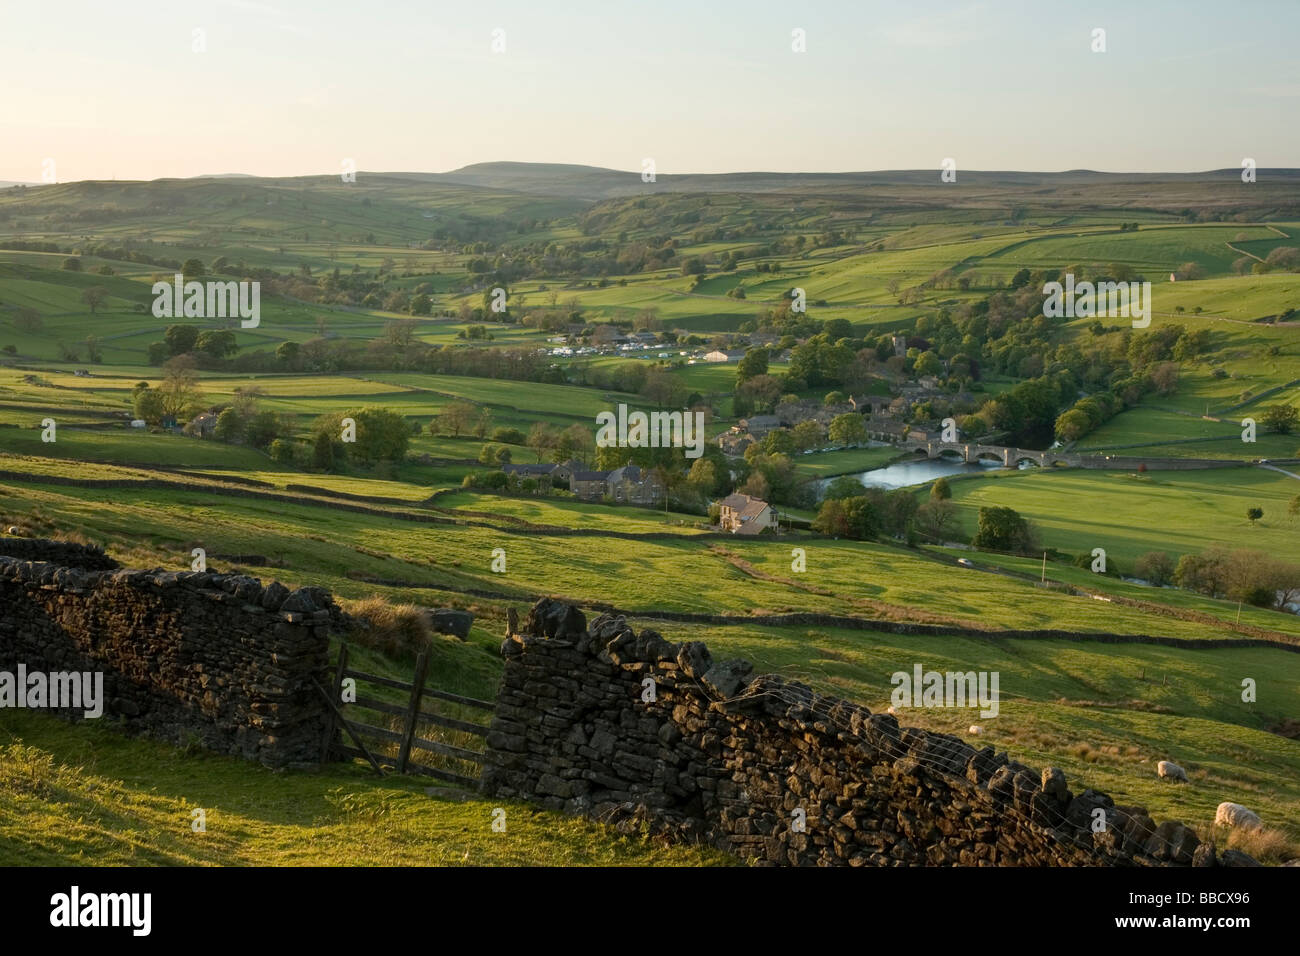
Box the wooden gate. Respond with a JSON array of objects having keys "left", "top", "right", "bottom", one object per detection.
[{"left": 317, "top": 643, "right": 493, "bottom": 788}]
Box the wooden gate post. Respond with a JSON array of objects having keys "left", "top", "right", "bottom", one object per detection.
[
  {"left": 320, "top": 642, "right": 349, "bottom": 762},
  {"left": 396, "top": 651, "right": 429, "bottom": 774}
]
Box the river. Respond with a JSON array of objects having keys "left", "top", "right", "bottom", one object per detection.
[{"left": 821, "top": 457, "right": 1006, "bottom": 491}]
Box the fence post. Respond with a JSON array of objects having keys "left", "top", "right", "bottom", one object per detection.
[
  {"left": 397, "top": 651, "right": 429, "bottom": 774},
  {"left": 320, "top": 642, "right": 349, "bottom": 762}
]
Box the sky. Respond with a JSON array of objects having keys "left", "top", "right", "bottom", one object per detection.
[{"left": 3, "top": 0, "right": 1299, "bottom": 182}]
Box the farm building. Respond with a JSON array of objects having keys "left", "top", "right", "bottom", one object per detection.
[{"left": 703, "top": 349, "right": 746, "bottom": 363}]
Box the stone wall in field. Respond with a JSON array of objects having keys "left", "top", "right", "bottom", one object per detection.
[
  {"left": 0, "top": 539, "right": 336, "bottom": 768},
  {"left": 481, "top": 599, "right": 1257, "bottom": 867}
]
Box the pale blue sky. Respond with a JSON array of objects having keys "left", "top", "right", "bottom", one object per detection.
[{"left": 4, "top": 0, "right": 1298, "bottom": 181}]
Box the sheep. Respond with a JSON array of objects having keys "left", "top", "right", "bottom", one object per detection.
[
  {"left": 1157, "top": 760, "right": 1188, "bottom": 782},
  {"left": 1215, "top": 802, "right": 1261, "bottom": 830}
]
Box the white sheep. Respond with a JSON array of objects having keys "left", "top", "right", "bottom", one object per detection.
[
  {"left": 1215, "top": 802, "right": 1261, "bottom": 830},
  {"left": 1157, "top": 760, "right": 1188, "bottom": 782}
]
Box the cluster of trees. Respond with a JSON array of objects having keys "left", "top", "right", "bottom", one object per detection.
[
  {"left": 241, "top": 338, "right": 567, "bottom": 383},
  {"left": 1236, "top": 246, "right": 1300, "bottom": 275},
  {"left": 810, "top": 478, "right": 933, "bottom": 543},
  {"left": 131, "top": 359, "right": 206, "bottom": 424},
  {"left": 1141, "top": 545, "right": 1300, "bottom": 609},
  {"left": 1261, "top": 404, "right": 1298, "bottom": 434},
  {"left": 208, "top": 387, "right": 291, "bottom": 450},
  {"left": 146, "top": 324, "right": 240, "bottom": 366},
  {"left": 305, "top": 408, "right": 411, "bottom": 471},
  {"left": 971, "top": 505, "right": 1038, "bottom": 554}
]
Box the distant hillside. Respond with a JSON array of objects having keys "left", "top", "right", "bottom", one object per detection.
[{"left": 434, "top": 162, "right": 1300, "bottom": 204}]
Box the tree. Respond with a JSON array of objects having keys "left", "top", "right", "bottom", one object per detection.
[
  {"left": 827, "top": 412, "right": 867, "bottom": 446},
  {"left": 81, "top": 286, "right": 109, "bottom": 314},
  {"left": 83, "top": 334, "right": 102, "bottom": 363},
  {"left": 267, "top": 439, "right": 293, "bottom": 464},
  {"left": 812, "top": 495, "right": 878, "bottom": 540},
  {"left": 930, "top": 477, "right": 952, "bottom": 500},
  {"left": 62, "top": 257, "right": 81, "bottom": 271},
  {"left": 686, "top": 458, "right": 720, "bottom": 497},
  {"left": 913, "top": 350, "right": 943, "bottom": 377},
  {"left": 164, "top": 324, "right": 200, "bottom": 356},
  {"left": 1151, "top": 362, "right": 1179, "bottom": 396},
  {"left": 1174, "top": 549, "right": 1227, "bottom": 597},
  {"left": 1261, "top": 404, "right": 1298, "bottom": 435},
  {"left": 1054, "top": 408, "right": 1092, "bottom": 443},
  {"left": 276, "top": 341, "right": 300, "bottom": 363},
  {"left": 915, "top": 498, "right": 958, "bottom": 542},
  {"left": 384, "top": 318, "right": 419, "bottom": 346},
  {"left": 433, "top": 400, "right": 477, "bottom": 437},
  {"left": 1290, "top": 494, "right": 1300, "bottom": 517},
  {"left": 552, "top": 423, "right": 592, "bottom": 464},
  {"left": 527, "top": 422, "right": 558, "bottom": 463},
  {"left": 132, "top": 387, "right": 167, "bottom": 425},
  {"left": 244, "top": 410, "right": 283, "bottom": 448},
  {"left": 213, "top": 408, "right": 246, "bottom": 443},
  {"left": 347, "top": 408, "right": 411, "bottom": 465},
  {"left": 159, "top": 356, "right": 204, "bottom": 420},
  {"left": 762, "top": 428, "right": 796, "bottom": 456},
  {"left": 972, "top": 505, "right": 1035, "bottom": 553},
  {"left": 312, "top": 431, "right": 335, "bottom": 471},
  {"left": 1246, "top": 506, "right": 1264, "bottom": 524},
  {"left": 736, "top": 374, "right": 782, "bottom": 414},
  {"left": 181, "top": 258, "right": 205, "bottom": 279},
  {"left": 492, "top": 427, "right": 526, "bottom": 445},
  {"left": 195, "top": 329, "right": 238, "bottom": 359},
  {"left": 882, "top": 488, "right": 919, "bottom": 538},
  {"left": 13, "top": 308, "right": 42, "bottom": 333},
  {"left": 1134, "top": 551, "right": 1175, "bottom": 586},
  {"left": 736, "top": 347, "right": 769, "bottom": 384},
  {"left": 791, "top": 419, "right": 825, "bottom": 452}
]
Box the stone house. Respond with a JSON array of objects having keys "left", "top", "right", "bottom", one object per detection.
[
  {"left": 503, "top": 459, "right": 577, "bottom": 491},
  {"left": 185, "top": 412, "right": 218, "bottom": 439},
  {"left": 607, "top": 464, "right": 664, "bottom": 505},
  {"left": 863, "top": 417, "right": 909, "bottom": 442},
  {"left": 739, "top": 415, "right": 781, "bottom": 438},
  {"left": 717, "top": 430, "right": 754, "bottom": 457},
  {"left": 717, "top": 493, "right": 779, "bottom": 535},
  {"left": 569, "top": 464, "right": 663, "bottom": 505}
]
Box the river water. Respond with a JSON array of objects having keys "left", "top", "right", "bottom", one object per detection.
[{"left": 822, "top": 457, "right": 1006, "bottom": 491}]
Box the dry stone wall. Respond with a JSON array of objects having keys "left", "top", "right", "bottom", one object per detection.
[
  {"left": 0, "top": 539, "right": 336, "bottom": 768},
  {"left": 482, "top": 599, "right": 1258, "bottom": 867}
]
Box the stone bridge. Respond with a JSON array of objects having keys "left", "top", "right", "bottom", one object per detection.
[{"left": 900, "top": 439, "right": 1078, "bottom": 468}]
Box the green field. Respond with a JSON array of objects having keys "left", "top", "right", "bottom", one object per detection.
[
  {"left": 941, "top": 467, "right": 1300, "bottom": 567},
  {"left": 4, "top": 169, "right": 1300, "bottom": 866}
]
